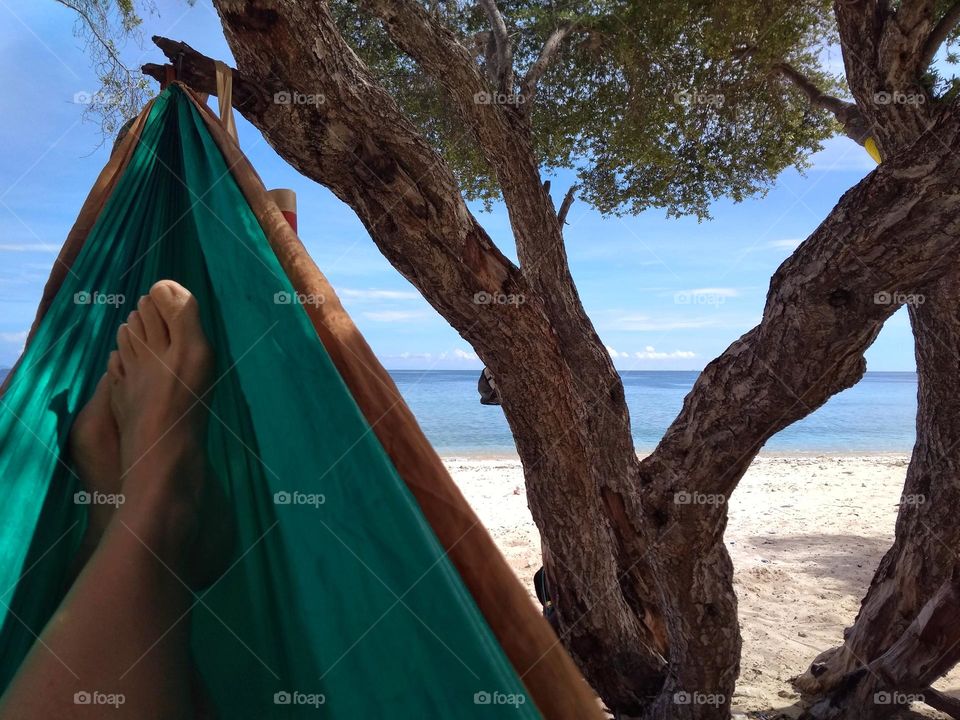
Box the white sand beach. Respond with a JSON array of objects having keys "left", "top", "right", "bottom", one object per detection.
[{"left": 445, "top": 454, "right": 960, "bottom": 719}]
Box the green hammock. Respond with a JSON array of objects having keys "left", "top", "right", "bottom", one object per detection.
[{"left": 0, "top": 86, "right": 539, "bottom": 718}]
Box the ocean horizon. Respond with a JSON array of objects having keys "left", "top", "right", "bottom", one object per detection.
[{"left": 2, "top": 367, "right": 916, "bottom": 455}]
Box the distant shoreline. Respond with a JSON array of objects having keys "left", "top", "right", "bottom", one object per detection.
[{"left": 440, "top": 449, "right": 913, "bottom": 461}]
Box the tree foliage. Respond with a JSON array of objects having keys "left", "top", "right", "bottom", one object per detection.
[
  {"left": 54, "top": 0, "right": 158, "bottom": 138},
  {"left": 335, "top": 0, "right": 841, "bottom": 218},
  {"left": 64, "top": 0, "right": 960, "bottom": 217}
]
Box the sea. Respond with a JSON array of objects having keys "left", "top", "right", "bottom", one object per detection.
[
  {"left": 392, "top": 370, "right": 917, "bottom": 456},
  {"left": 0, "top": 368, "right": 917, "bottom": 455}
]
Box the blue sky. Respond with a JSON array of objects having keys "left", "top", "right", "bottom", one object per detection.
[{"left": 0, "top": 0, "right": 914, "bottom": 371}]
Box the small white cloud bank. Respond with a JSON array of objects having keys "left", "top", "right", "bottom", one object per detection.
[
  {"left": 607, "top": 344, "right": 696, "bottom": 361},
  {"left": 340, "top": 288, "right": 420, "bottom": 300}
]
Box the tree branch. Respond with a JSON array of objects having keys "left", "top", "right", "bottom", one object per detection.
[
  {"left": 359, "top": 0, "right": 509, "bottom": 143},
  {"left": 477, "top": 0, "right": 513, "bottom": 91},
  {"left": 141, "top": 37, "right": 273, "bottom": 116},
  {"left": 557, "top": 184, "right": 576, "bottom": 227},
  {"left": 920, "top": 1, "right": 960, "bottom": 70},
  {"left": 772, "top": 62, "right": 872, "bottom": 144},
  {"left": 922, "top": 687, "right": 960, "bottom": 719},
  {"left": 520, "top": 24, "right": 573, "bottom": 106},
  {"left": 53, "top": 0, "right": 135, "bottom": 82}
]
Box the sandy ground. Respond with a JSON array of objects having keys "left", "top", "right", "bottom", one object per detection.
[{"left": 443, "top": 454, "right": 960, "bottom": 719}]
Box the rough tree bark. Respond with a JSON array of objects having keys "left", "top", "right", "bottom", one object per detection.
[
  {"left": 789, "top": 2, "right": 960, "bottom": 715},
  {"left": 796, "top": 272, "right": 960, "bottom": 718},
  {"left": 142, "top": 0, "right": 960, "bottom": 716}
]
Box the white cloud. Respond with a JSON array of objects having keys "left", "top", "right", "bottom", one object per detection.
[
  {"left": 675, "top": 287, "right": 739, "bottom": 298},
  {"left": 0, "top": 331, "right": 28, "bottom": 353},
  {"left": 608, "top": 344, "right": 696, "bottom": 361},
  {"left": 0, "top": 243, "right": 59, "bottom": 253},
  {"left": 606, "top": 315, "right": 719, "bottom": 332},
  {"left": 634, "top": 346, "right": 696, "bottom": 360},
  {"left": 767, "top": 239, "right": 803, "bottom": 250},
  {"left": 340, "top": 288, "right": 420, "bottom": 300},
  {"left": 363, "top": 310, "right": 428, "bottom": 322},
  {"left": 387, "top": 348, "right": 479, "bottom": 364}
]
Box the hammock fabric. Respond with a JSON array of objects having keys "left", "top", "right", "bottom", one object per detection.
[{"left": 0, "top": 84, "right": 601, "bottom": 718}]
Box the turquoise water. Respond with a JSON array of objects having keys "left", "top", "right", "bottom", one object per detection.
[
  {"left": 1, "top": 368, "right": 917, "bottom": 454},
  {"left": 390, "top": 370, "right": 918, "bottom": 455}
]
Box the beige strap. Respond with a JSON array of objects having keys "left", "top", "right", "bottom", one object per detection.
[{"left": 214, "top": 60, "right": 238, "bottom": 143}]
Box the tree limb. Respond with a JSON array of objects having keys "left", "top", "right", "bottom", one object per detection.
[
  {"left": 922, "top": 687, "right": 960, "bottom": 719},
  {"left": 772, "top": 62, "right": 872, "bottom": 144},
  {"left": 920, "top": 1, "right": 960, "bottom": 70},
  {"left": 477, "top": 0, "right": 513, "bottom": 91},
  {"left": 141, "top": 37, "right": 273, "bottom": 116},
  {"left": 557, "top": 184, "right": 576, "bottom": 226},
  {"left": 358, "top": 0, "right": 510, "bottom": 151},
  {"left": 520, "top": 24, "right": 573, "bottom": 106}
]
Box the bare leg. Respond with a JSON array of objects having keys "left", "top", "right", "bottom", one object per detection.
[
  {"left": 68, "top": 372, "right": 122, "bottom": 576},
  {"left": 0, "top": 281, "right": 216, "bottom": 720}
]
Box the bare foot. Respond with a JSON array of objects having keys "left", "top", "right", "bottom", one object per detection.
[
  {"left": 108, "top": 280, "right": 228, "bottom": 586},
  {"left": 68, "top": 373, "right": 123, "bottom": 564},
  {"left": 109, "top": 281, "right": 213, "bottom": 475}
]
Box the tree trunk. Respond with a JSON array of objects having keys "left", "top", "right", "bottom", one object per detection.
[
  {"left": 802, "top": 570, "right": 960, "bottom": 720},
  {"left": 145, "top": 2, "right": 960, "bottom": 716},
  {"left": 796, "top": 271, "right": 960, "bottom": 712}
]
